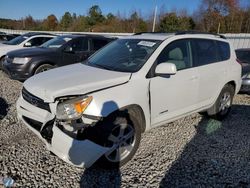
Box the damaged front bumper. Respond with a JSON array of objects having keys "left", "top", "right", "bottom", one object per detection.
[{"left": 16, "top": 95, "right": 109, "bottom": 168}]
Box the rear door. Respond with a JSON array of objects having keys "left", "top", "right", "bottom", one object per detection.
[
  {"left": 192, "top": 39, "right": 230, "bottom": 106},
  {"left": 90, "top": 38, "right": 111, "bottom": 55},
  {"left": 61, "top": 37, "right": 89, "bottom": 65}
]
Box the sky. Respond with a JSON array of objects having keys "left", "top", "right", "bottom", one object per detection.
[{"left": 0, "top": 0, "right": 249, "bottom": 20}]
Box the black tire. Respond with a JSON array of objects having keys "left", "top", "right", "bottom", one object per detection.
[
  {"left": 0, "top": 56, "right": 5, "bottom": 70},
  {"left": 207, "top": 84, "right": 235, "bottom": 120},
  {"left": 34, "top": 64, "right": 54, "bottom": 75},
  {"left": 94, "top": 110, "right": 141, "bottom": 169}
]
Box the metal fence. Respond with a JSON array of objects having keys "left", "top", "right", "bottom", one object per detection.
[
  {"left": 224, "top": 33, "right": 250, "bottom": 49},
  {"left": 0, "top": 28, "right": 131, "bottom": 37},
  {"left": 1, "top": 28, "right": 250, "bottom": 49}
]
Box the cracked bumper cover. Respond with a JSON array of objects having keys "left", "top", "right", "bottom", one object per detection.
[{"left": 16, "top": 96, "right": 109, "bottom": 168}]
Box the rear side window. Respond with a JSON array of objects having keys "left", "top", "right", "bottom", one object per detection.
[
  {"left": 92, "top": 38, "right": 109, "bottom": 51},
  {"left": 70, "top": 38, "right": 88, "bottom": 52},
  {"left": 192, "top": 39, "right": 219, "bottom": 66},
  {"left": 217, "top": 41, "right": 230, "bottom": 61}
]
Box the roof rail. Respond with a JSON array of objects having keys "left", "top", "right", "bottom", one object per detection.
[
  {"left": 175, "top": 31, "right": 226, "bottom": 39},
  {"left": 24, "top": 32, "right": 57, "bottom": 36},
  {"left": 133, "top": 32, "right": 173, "bottom": 35}
]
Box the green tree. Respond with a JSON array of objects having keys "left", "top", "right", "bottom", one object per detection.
[
  {"left": 70, "top": 16, "right": 88, "bottom": 31},
  {"left": 87, "top": 5, "right": 105, "bottom": 26},
  {"left": 60, "top": 12, "right": 73, "bottom": 30},
  {"left": 159, "top": 12, "right": 195, "bottom": 32},
  {"left": 129, "top": 11, "right": 147, "bottom": 33}
]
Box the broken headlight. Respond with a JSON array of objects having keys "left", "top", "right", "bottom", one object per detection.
[{"left": 56, "top": 96, "right": 92, "bottom": 120}]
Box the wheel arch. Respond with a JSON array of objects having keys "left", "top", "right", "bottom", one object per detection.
[
  {"left": 31, "top": 61, "right": 56, "bottom": 75},
  {"left": 225, "top": 80, "right": 236, "bottom": 93},
  {"left": 0, "top": 55, "right": 6, "bottom": 60},
  {"left": 104, "top": 104, "right": 146, "bottom": 133}
]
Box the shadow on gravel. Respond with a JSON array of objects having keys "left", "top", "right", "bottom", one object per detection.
[
  {"left": 0, "top": 97, "right": 8, "bottom": 120},
  {"left": 80, "top": 167, "right": 121, "bottom": 188},
  {"left": 160, "top": 104, "right": 250, "bottom": 187}
]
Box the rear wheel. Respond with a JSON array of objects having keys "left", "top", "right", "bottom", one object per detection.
[
  {"left": 95, "top": 111, "right": 141, "bottom": 169},
  {"left": 207, "top": 84, "right": 234, "bottom": 120},
  {"left": 34, "top": 64, "right": 54, "bottom": 75}
]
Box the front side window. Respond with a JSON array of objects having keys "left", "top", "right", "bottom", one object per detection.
[
  {"left": 4, "top": 35, "right": 28, "bottom": 45},
  {"left": 157, "top": 39, "right": 193, "bottom": 70},
  {"left": 41, "top": 36, "right": 73, "bottom": 49},
  {"left": 86, "top": 39, "right": 161, "bottom": 73},
  {"left": 27, "top": 37, "right": 52, "bottom": 47}
]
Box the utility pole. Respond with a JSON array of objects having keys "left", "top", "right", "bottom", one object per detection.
[
  {"left": 217, "top": 22, "right": 220, "bottom": 34},
  {"left": 152, "top": 5, "right": 157, "bottom": 32}
]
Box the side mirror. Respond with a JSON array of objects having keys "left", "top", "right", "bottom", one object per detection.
[
  {"left": 64, "top": 46, "right": 74, "bottom": 53},
  {"left": 155, "top": 63, "right": 177, "bottom": 76},
  {"left": 24, "top": 42, "right": 32, "bottom": 47}
]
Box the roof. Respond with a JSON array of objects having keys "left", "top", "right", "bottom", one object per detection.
[
  {"left": 124, "top": 31, "right": 227, "bottom": 41},
  {"left": 57, "top": 34, "right": 117, "bottom": 40},
  {"left": 23, "top": 32, "right": 56, "bottom": 37},
  {"left": 123, "top": 33, "right": 174, "bottom": 41}
]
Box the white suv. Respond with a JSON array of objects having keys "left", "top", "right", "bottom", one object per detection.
[{"left": 17, "top": 32, "right": 242, "bottom": 169}]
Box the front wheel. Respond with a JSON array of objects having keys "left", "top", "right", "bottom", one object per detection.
[
  {"left": 207, "top": 84, "right": 235, "bottom": 120},
  {"left": 96, "top": 111, "right": 141, "bottom": 169},
  {"left": 34, "top": 64, "right": 54, "bottom": 75}
]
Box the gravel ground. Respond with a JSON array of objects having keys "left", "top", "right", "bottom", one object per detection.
[{"left": 0, "top": 70, "right": 250, "bottom": 188}]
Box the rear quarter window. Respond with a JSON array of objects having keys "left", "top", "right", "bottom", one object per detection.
[{"left": 217, "top": 41, "right": 230, "bottom": 61}]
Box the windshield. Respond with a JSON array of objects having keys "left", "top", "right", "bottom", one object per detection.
[
  {"left": 5, "top": 35, "right": 28, "bottom": 45},
  {"left": 41, "top": 36, "right": 73, "bottom": 49},
  {"left": 86, "top": 39, "right": 161, "bottom": 73}
]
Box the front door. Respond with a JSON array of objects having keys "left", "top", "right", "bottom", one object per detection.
[
  {"left": 150, "top": 39, "right": 199, "bottom": 126},
  {"left": 62, "top": 38, "right": 89, "bottom": 65}
]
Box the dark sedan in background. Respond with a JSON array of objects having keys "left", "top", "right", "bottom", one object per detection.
[
  {"left": 236, "top": 48, "right": 250, "bottom": 93},
  {"left": 0, "top": 34, "right": 20, "bottom": 43},
  {"left": 2, "top": 34, "right": 116, "bottom": 81}
]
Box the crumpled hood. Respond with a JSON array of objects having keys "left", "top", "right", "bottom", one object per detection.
[{"left": 23, "top": 63, "right": 131, "bottom": 102}]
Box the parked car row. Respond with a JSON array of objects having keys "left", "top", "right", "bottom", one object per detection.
[
  {"left": 2, "top": 34, "right": 115, "bottom": 80},
  {"left": 0, "top": 33, "right": 116, "bottom": 81},
  {"left": 12, "top": 31, "right": 244, "bottom": 169},
  {"left": 0, "top": 32, "right": 55, "bottom": 69},
  {"left": 0, "top": 33, "right": 20, "bottom": 43}
]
